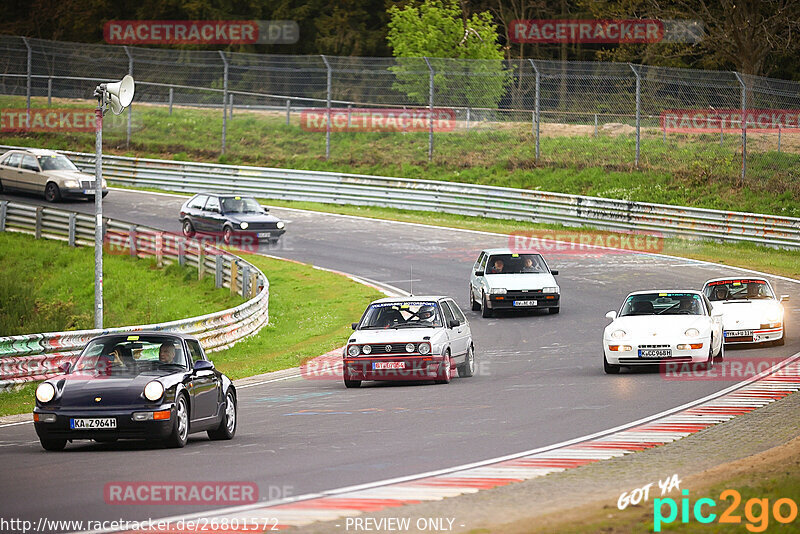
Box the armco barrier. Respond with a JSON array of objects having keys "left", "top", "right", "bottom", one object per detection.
[
  {"left": 1, "top": 145, "right": 797, "bottom": 249},
  {"left": 0, "top": 200, "right": 269, "bottom": 390}
]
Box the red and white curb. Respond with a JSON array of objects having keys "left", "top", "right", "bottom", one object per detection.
[{"left": 110, "top": 354, "right": 800, "bottom": 533}]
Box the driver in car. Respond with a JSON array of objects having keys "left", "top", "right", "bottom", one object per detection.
[
  {"left": 159, "top": 343, "right": 177, "bottom": 364},
  {"left": 417, "top": 305, "right": 437, "bottom": 325},
  {"left": 521, "top": 257, "right": 538, "bottom": 272},
  {"left": 714, "top": 286, "right": 729, "bottom": 301},
  {"left": 488, "top": 259, "right": 504, "bottom": 274}
]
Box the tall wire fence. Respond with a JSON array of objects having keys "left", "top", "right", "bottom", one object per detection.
[{"left": 0, "top": 35, "right": 798, "bottom": 191}]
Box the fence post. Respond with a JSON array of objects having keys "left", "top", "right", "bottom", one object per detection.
[
  {"left": 230, "top": 260, "right": 239, "bottom": 295},
  {"left": 35, "top": 206, "right": 43, "bottom": 239},
  {"left": 347, "top": 104, "right": 352, "bottom": 128},
  {"left": 529, "top": 59, "right": 540, "bottom": 161},
  {"left": 155, "top": 232, "right": 163, "bottom": 267},
  {"left": 320, "top": 55, "right": 332, "bottom": 160},
  {"left": 629, "top": 64, "right": 641, "bottom": 169},
  {"left": 215, "top": 255, "right": 223, "bottom": 288},
  {"left": 241, "top": 264, "right": 250, "bottom": 298},
  {"left": 47, "top": 77, "right": 52, "bottom": 107},
  {"left": 168, "top": 87, "right": 173, "bottom": 115},
  {"left": 128, "top": 225, "right": 137, "bottom": 257},
  {"left": 0, "top": 201, "right": 8, "bottom": 232},
  {"left": 68, "top": 213, "right": 76, "bottom": 246},
  {"left": 22, "top": 37, "right": 31, "bottom": 128},
  {"left": 594, "top": 113, "right": 598, "bottom": 138},
  {"left": 423, "top": 57, "right": 434, "bottom": 161},
  {"left": 177, "top": 238, "right": 184, "bottom": 266},
  {"left": 198, "top": 247, "right": 205, "bottom": 279},
  {"left": 466, "top": 107, "right": 470, "bottom": 130},
  {"left": 229, "top": 94, "right": 234, "bottom": 118},
  {"left": 286, "top": 99, "right": 290, "bottom": 125},
  {"left": 124, "top": 46, "right": 133, "bottom": 148},
  {"left": 778, "top": 125, "right": 781, "bottom": 153},
  {"left": 734, "top": 72, "right": 747, "bottom": 183},
  {"left": 218, "top": 51, "right": 229, "bottom": 155}
]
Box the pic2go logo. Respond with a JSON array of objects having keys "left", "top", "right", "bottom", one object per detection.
[{"left": 654, "top": 489, "right": 798, "bottom": 532}]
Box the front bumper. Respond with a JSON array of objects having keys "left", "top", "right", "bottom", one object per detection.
[
  {"left": 241, "top": 228, "right": 285, "bottom": 241},
  {"left": 62, "top": 187, "right": 109, "bottom": 199},
  {"left": 723, "top": 325, "right": 783, "bottom": 344},
  {"left": 33, "top": 404, "right": 175, "bottom": 441},
  {"left": 343, "top": 355, "right": 446, "bottom": 381},
  {"left": 604, "top": 341, "right": 708, "bottom": 366},
  {"left": 486, "top": 292, "right": 559, "bottom": 310}
]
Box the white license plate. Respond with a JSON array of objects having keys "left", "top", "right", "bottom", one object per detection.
[
  {"left": 725, "top": 330, "right": 753, "bottom": 337},
  {"left": 513, "top": 300, "right": 537, "bottom": 307},
  {"left": 257, "top": 232, "right": 271, "bottom": 238},
  {"left": 373, "top": 362, "right": 405, "bottom": 370},
  {"left": 83, "top": 190, "right": 95, "bottom": 195},
  {"left": 71, "top": 418, "right": 117, "bottom": 430},
  {"left": 638, "top": 349, "right": 672, "bottom": 358}
]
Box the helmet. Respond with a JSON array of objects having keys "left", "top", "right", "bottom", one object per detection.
[{"left": 418, "top": 305, "right": 436, "bottom": 321}]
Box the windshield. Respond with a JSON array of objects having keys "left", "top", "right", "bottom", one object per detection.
[
  {"left": 71, "top": 335, "right": 188, "bottom": 376},
  {"left": 704, "top": 279, "right": 774, "bottom": 301},
  {"left": 221, "top": 197, "right": 262, "bottom": 214},
  {"left": 486, "top": 254, "right": 548, "bottom": 274},
  {"left": 619, "top": 293, "right": 704, "bottom": 317},
  {"left": 359, "top": 301, "right": 443, "bottom": 329},
  {"left": 37, "top": 154, "right": 78, "bottom": 171}
]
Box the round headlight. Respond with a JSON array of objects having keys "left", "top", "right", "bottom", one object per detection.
[
  {"left": 684, "top": 328, "right": 700, "bottom": 337},
  {"left": 610, "top": 329, "right": 627, "bottom": 339},
  {"left": 239, "top": 222, "right": 249, "bottom": 230},
  {"left": 276, "top": 221, "right": 285, "bottom": 229},
  {"left": 361, "top": 344, "right": 372, "bottom": 355},
  {"left": 143, "top": 381, "right": 164, "bottom": 402},
  {"left": 36, "top": 382, "right": 56, "bottom": 403},
  {"left": 405, "top": 343, "right": 415, "bottom": 353},
  {"left": 419, "top": 343, "right": 431, "bottom": 355},
  {"left": 489, "top": 288, "right": 507, "bottom": 294},
  {"left": 347, "top": 345, "right": 361, "bottom": 357}
]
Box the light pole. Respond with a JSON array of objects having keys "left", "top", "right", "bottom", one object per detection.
[{"left": 92, "top": 75, "right": 134, "bottom": 328}]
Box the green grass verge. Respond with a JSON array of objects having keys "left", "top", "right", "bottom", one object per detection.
[{"left": 1, "top": 95, "right": 798, "bottom": 217}]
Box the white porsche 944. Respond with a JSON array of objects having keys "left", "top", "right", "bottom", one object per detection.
[{"left": 603, "top": 290, "right": 724, "bottom": 374}]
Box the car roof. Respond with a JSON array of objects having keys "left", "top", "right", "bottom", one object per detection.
[
  {"left": 480, "top": 248, "right": 543, "bottom": 255},
  {"left": 4, "top": 148, "right": 60, "bottom": 157},
  {"left": 625, "top": 290, "right": 703, "bottom": 297},
  {"left": 89, "top": 331, "right": 199, "bottom": 342},
  {"left": 702, "top": 277, "right": 769, "bottom": 286},
  {"left": 369, "top": 296, "right": 449, "bottom": 304},
  {"left": 191, "top": 192, "right": 256, "bottom": 199}
]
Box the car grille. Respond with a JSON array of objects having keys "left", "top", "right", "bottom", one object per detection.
[
  {"left": 363, "top": 343, "right": 417, "bottom": 355},
  {"left": 638, "top": 344, "right": 670, "bottom": 349},
  {"left": 618, "top": 357, "right": 693, "bottom": 364},
  {"left": 244, "top": 222, "right": 281, "bottom": 231},
  {"left": 80, "top": 180, "right": 96, "bottom": 189}
]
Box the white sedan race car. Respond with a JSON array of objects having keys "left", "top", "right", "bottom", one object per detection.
[
  {"left": 702, "top": 277, "right": 788, "bottom": 346},
  {"left": 603, "top": 290, "right": 724, "bottom": 374}
]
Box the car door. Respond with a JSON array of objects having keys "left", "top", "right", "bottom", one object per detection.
[
  {"left": 19, "top": 154, "right": 44, "bottom": 193},
  {"left": 704, "top": 295, "right": 723, "bottom": 354},
  {"left": 202, "top": 196, "right": 225, "bottom": 235},
  {"left": 186, "top": 339, "right": 220, "bottom": 423},
  {"left": 442, "top": 299, "right": 469, "bottom": 360},
  {"left": 1, "top": 152, "right": 23, "bottom": 190},
  {"left": 470, "top": 251, "right": 487, "bottom": 300}
]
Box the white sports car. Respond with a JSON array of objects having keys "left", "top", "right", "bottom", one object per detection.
[
  {"left": 702, "top": 277, "right": 788, "bottom": 346},
  {"left": 603, "top": 290, "right": 724, "bottom": 374}
]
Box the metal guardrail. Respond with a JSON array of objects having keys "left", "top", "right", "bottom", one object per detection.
[
  {"left": 1, "top": 145, "right": 794, "bottom": 249},
  {"left": 0, "top": 200, "right": 270, "bottom": 390}
]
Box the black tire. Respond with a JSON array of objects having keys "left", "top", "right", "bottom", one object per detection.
[
  {"left": 470, "top": 286, "right": 480, "bottom": 311},
  {"left": 603, "top": 353, "right": 621, "bottom": 374},
  {"left": 40, "top": 438, "right": 67, "bottom": 451},
  {"left": 0, "top": 179, "right": 4, "bottom": 193},
  {"left": 222, "top": 225, "right": 233, "bottom": 245},
  {"left": 549, "top": 307, "right": 560, "bottom": 314},
  {"left": 481, "top": 293, "right": 493, "bottom": 318},
  {"left": 44, "top": 182, "right": 62, "bottom": 203},
  {"left": 699, "top": 343, "right": 715, "bottom": 371},
  {"left": 182, "top": 219, "right": 196, "bottom": 238},
  {"left": 434, "top": 351, "right": 452, "bottom": 384},
  {"left": 208, "top": 389, "right": 237, "bottom": 440},
  {"left": 164, "top": 394, "right": 189, "bottom": 448},
  {"left": 714, "top": 338, "right": 725, "bottom": 362},
  {"left": 458, "top": 345, "right": 475, "bottom": 378},
  {"left": 344, "top": 378, "right": 361, "bottom": 388}
]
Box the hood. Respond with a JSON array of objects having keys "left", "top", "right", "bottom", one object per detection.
[
  {"left": 711, "top": 300, "right": 783, "bottom": 329},
  {"left": 55, "top": 371, "right": 171, "bottom": 407},
  {"left": 43, "top": 169, "right": 92, "bottom": 182},
  {"left": 483, "top": 272, "right": 557, "bottom": 291},
  {"left": 607, "top": 315, "right": 709, "bottom": 339},
  {"left": 350, "top": 328, "right": 438, "bottom": 344},
  {"left": 223, "top": 212, "right": 281, "bottom": 223}
]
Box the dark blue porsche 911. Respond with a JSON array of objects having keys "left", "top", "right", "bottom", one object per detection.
[{"left": 33, "top": 332, "right": 237, "bottom": 451}]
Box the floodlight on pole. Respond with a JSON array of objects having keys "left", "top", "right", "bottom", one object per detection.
[{"left": 92, "top": 74, "right": 134, "bottom": 329}]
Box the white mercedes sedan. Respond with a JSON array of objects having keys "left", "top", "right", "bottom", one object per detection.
[
  {"left": 602, "top": 290, "right": 724, "bottom": 374},
  {"left": 702, "top": 277, "right": 788, "bottom": 346}
]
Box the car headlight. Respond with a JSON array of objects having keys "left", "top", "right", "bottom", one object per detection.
[
  {"left": 240, "top": 222, "right": 249, "bottom": 230},
  {"left": 276, "top": 221, "right": 285, "bottom": 229},
  {"left": 766, "top": 308, "right": 782, "bottom": 323},
  {"left": 63, "top": 179, "right": 79, "bottom": 188},
  {"left": 361, "top": 344, "right": 372, "bottom": 355},
  {"left": 542, "top": 286, "right": 559, "bottom": 293},
  {"left": 347, "top": 345, "right": 361, "bottom": 357},
  {"left": 405, "top": 343, "right": 415, "bottom": 353},
  {"left": 610, "top": 329, "right": 627, "bottom": 339},
  {"left": 419, "top": 343, "right": 431, "bottom": 355},
  {"left": 36, "top": 382, "right": 56, "bottom": 403},
  {"left": 143, "top": 381, "right": 164, "bottom": 402},
  {"left": 684, "top": 328, "right": 700, "bottom": 337},
  {"left": 489, "top": 288, "right": 507, "bottom": 294}
]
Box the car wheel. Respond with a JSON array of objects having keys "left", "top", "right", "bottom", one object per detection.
[
  {"left": 208, "top": 389, "right": 237, "bottom": 440},
  {"left": 344, "top": 378, "right": 361, "bottom": 388},
  {"left": 603, "top": 353, "right": 620, "bottom": 374},
  {"left": 44, "top": 182, "right": 62, "bottom": 203},
  {"left": 164, "top": 394, "right": 189, "bottom": 448},
  {"left": 222, "top": 225, "right": 233, "bottom": 245},
  {"left": 481, "top": 292, "right": 493, "bottom": 318},
  {"left": 700, "top": 343, "right": 715, "bottom": 371},
  {"left": 458, "top": 344, "right": 475, "bottom": 378},
  {"left": 434, "top": 351, "right": 452, "bottom": 384},
  {"left": 40, "top": 438, "right": 67, "bottom": 451},
  {"left": 715, "top": 338, "right": 725, "bottom": 362},
  {"left": 470, "top": 286, "right": 480, "bottom": 311},
  {"left": 182, "top": 219, "right": 196, "bottom": 238},
  {"left": 0, "top": 179, "right": 4, "bottom": 193},
  {"left": 549, "top": 307, "right": 560, "bottom": 314}
]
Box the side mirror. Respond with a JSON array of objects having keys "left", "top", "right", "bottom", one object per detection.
[
  {"left": 262, "top": 207, "right": 270, "bottom": 213},
  {"left": 605, "top": 311, "right": 617, "bottom": 320},
  {"left": 780, "top": 295, "right": 789, "bottom": 302},
  {"left": 193, "top": 360, "right": 214, "bottom": 372},
  {"left": 58, "top": 362, "right": 72, "bottom": 374},
  {"left": 448, "top": 319, "right": 460, "bottom": 329},
  {"left": 351, "top": 322, "right": 359, "bottom": 330},
  {"left": 474, "top": 271, "right": 484, "bottom": 277},
  {"left": 551, "top": 270, "right": 559, "bottom": 275}
]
